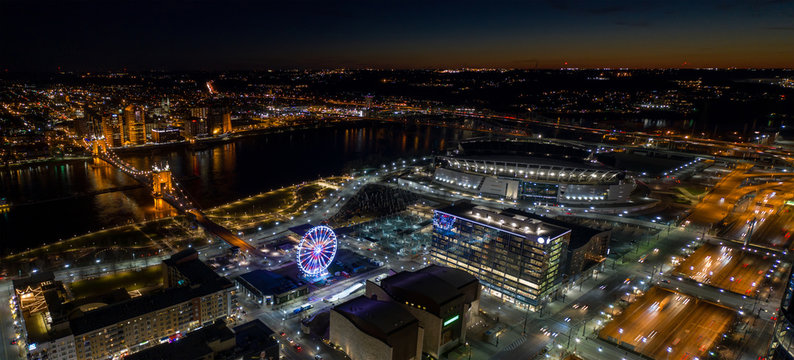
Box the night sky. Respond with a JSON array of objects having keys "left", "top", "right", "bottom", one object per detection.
[{"left": 1, "top": 0, "right": 793, "bottom": 71}]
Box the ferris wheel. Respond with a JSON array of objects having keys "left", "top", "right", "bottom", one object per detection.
[{"left": 297, "top": 225, "right": 338, "bottom": 276}]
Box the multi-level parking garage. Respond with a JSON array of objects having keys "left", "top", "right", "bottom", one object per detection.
[{"left": 432, "top": 139, "right": 635, "bottom": 205}]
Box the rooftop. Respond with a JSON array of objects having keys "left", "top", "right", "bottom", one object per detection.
[
  {"left": 164, "top": 248, "right": 222, "bottom": 285},
  {"left": 440, "top": 154, "right": 612, "bottom": 172},
  {"left": 13, "top": 271, "right": 55, "bottom": 292},
  {"left": 233, "top": 318, "right": 274, "bottom": 339},
  {"left": 501, "top": 208, "right": 608, "bottom": 249},
  {"left": 125, "top": 320, "right": 235, "bottom": 360},
  {"left": 233, "top": 319, "right": 278, "bottom": 357},
  {"left": 436, "top": 202, "right": 570, "bottom": 241},
  {"left": 237, "top": 269, "right": 305, "bottom": 296},
  {"left": 379, "top": 270, "right": 466, "bottom": 315},
  {"left": 415, "top": 264, "right": 478, "bottom": 290},
  {"left": 69, "top": 278, "right": 232, "bottom": 336},
  {"left": 333, "top": 296, "right": 418, "bottom": 344}
]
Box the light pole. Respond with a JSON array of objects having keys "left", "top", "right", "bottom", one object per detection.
[{"left": 618, "top": 328, "right": 623, "bottom": 347}]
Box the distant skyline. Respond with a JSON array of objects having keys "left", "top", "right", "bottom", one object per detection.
[{"left": 2, "top": 0, "right": 794, "bottom": 72}]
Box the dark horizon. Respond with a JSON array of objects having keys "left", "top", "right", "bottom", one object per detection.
[
  {"left": 2, "top": 0, "right": 794, "bottom": 72},
  {"left": 3, "top": 67, "right": 794, "bottom": 75}
]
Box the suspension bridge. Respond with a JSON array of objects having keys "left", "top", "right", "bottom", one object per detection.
[{"left": 87, "top": 139, "right": 261, "bottom": 255}]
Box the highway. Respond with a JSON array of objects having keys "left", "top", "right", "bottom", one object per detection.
[
  {"left": 600, "top": 286, "right": 734, "bottom": 360},
  {"left": 488, "top": 226, "right": 698, "bottom": 360},
  {"left": 3, "top": 148, "right": 789, "bottom": 360},
  {"left": 674, "top": 242, "right": 773, "bottom": 296},
  {"left": 688, "top": 164, "right": 794, "bottom": 231},
  {"left": 687, "top": 164, "right": 753, "bottom": 225},
  {"left": 498, "top": 221, "right": 784, "bottom": 360},
  {"left": 750, "top": 205, "right": 794, "bottom": 249}
]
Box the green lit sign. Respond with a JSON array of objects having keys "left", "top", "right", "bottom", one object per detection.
[
  {"left": 443, "top": 315, "right": 460, "bottom": 327},
  {"left": 786, "top": 200, "right": 794, "bottom": 206}
]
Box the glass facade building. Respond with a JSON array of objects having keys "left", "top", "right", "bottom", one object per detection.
[
  {"left": 430, "top": 202, "right": 570, "bottom": 311},
  {"left": 771, "top": 268, "right": 794, "bottom": 359}
]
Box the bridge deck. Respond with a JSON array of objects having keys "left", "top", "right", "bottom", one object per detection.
[
  {"left": 94, "top": 151, "right": 261, "bottom": 257},
  {"left": 188, "top": 210, "right": 261, "bottom": 255}
]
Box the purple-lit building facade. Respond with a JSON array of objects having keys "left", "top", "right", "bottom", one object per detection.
[{"left": 431, "top": 202, "right": 570, "bottom": 312}]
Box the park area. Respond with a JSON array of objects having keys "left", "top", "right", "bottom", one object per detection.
[
  {"left": 599, "top": 286, "right": 735, "bottom": 360},
  {"left": 675, "top": 242, "right": 773, "bottom": 295},
  {"left": 205, "top": 180, "right": 339, "bottom": 233}
]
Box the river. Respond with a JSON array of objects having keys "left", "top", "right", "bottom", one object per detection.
[{"left": 0, "top": 123, "right": 476, "bottom": 254}]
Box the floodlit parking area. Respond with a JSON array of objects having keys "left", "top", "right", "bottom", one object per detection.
[
  {"left": 675, "top": 242, "right": 773, "bottom": 295},
  {"left": 599, "top": 286, "right": 735, "bottom": 360}
]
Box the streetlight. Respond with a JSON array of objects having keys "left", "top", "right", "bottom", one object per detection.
[{"left": 618, "top": 328, "right": 623, "bottom": 346}]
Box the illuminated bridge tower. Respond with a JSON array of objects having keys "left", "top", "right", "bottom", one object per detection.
[
  {"left": 152, "top": 163, "right": 173, "bottom": 211},
  {"left": 91, "top": 140, "right": 107, "bottom": 166}
]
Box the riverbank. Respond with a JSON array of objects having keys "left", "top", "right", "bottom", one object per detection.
[
  {"left": 1, "top": 121, "right": 472, "bottom": 254},
  {"left": 205, "top": 176, "right": 347, "bottom": 234},
  {"left": 1, "top": 156, "right": 92, "bottom": 169},
  {"left": 0, "top": 177, "right": 347, "bottom": 278},
  {"left": 109, "top": 116, "right": 380, "bottom": 155}
]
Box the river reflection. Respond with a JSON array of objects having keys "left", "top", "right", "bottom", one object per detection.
[{"left": 0, "top": 123, "right": 473, "bottom": 253}]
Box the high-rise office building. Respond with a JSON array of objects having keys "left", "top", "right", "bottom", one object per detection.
[
  {"left": 499, "top": 209, "right": 610, "bottom": 280},
  {"left": 122, "top": 105, "right": 147, "bottom": 145},
  {"left": 72, "top": 117, "right": 90, "bottom": 138},
  {"left": 208, "top": 106, "right": 232, "bottom": 135},
  {"left": 76, "top": 106, "right": 103, "bottom": 139},
  {"left": 101, "top": 113, "right": 122, "bottom": 147},
  {"left": 771, "top": 268, "right": 794, "bottom": 359},
  {"left": 189, "top": 107, "right": 208, "bottom": 119},
  {"left": 183, "top": 117, "right": 209, "bottom": 139},
  {"left": 430, "top": 202, "right": 570, "bottom": 311},
  {"left": 151, "top": 127, "right": 182, "bottom": 143}
]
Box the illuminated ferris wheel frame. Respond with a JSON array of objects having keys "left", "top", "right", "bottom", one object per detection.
[{"left": 297, "top": 225, "right": 338, "bottom": 276}]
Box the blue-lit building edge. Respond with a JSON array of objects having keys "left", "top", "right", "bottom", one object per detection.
[
  {"left": 430, "top": 229, "right": 542, "bottom": 308},
  {"left": 771, "top": 269, "right": 794, "bottom": 359},
  {"left": 430, "top": 210, "right": 568, "bottom": 310}
]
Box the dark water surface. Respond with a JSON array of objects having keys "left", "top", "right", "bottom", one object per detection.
[{"left": 0, "top": 123, "right": 474, "bottom": 253}]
